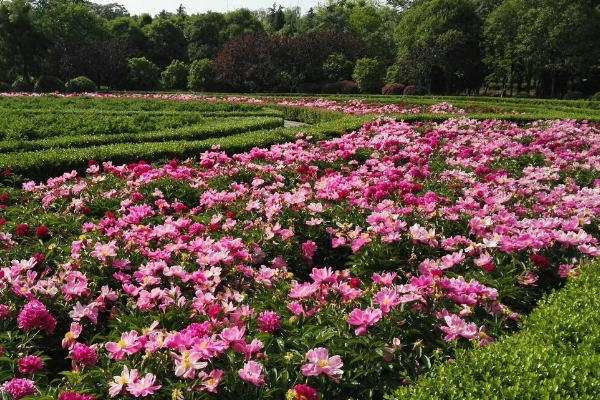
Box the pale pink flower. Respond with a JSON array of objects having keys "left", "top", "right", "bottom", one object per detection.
[
  {"left": 172, "top": 349, "right": 208, "bottom": 379},
  {"left": 105, "top": 331, "right": 143, "bottom": 361},
  {"left": 301, "top": 347, "right": 343, "bottom": 382},
  {"left": 198, "top": 369, "right": 223, "bottom": 393},
  {"left": 238, "top": 361, "right": 264, "bottom": 386},
  {"left": 126, "top": 372, "right": 161, "bottom": 397},
  {"left": 109, "top": 366, "right": 138, "bottom": 398}
]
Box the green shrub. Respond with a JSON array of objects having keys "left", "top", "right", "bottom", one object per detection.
[
  {"left": 271, "top": 84, "right": 291, "bottom": 93},
  {"left": 0, "top": 82, "right": 11, "bottom": 92},
  {"left": 11, "top": 77, "right": 34, "bottom": 92},
  {"left": 34, "top": 76, "right": 66, "bottom": 93},
  {"left": 66, "top": 76, "right": 97, "bottom": 93},
  {"left": 338, "top": 80, "right": 359, "bottom": 94},
  {"left": 403, "top": 85, "right": 428, "bottom": 96},
  {"left": 563, "top": 90, "right": 584, "bottom": 100},
  {"left": 322, "top": 82, "right": 342, "bottom": 94},
  {"left": 161, "top": 60, "right": 189, "bottom": 91},
  {"left": 390, "top": 261, "right": 600, "bottom": 399},
  {"left": 384, "top": 64, "right": 401, "bottom": 85},
  {"left": 382, "top": 83, "right": 406, "bottom": 95},
  {"left": 126, "top": 57, "right": 160, "bottom": 91},
  {"left": 513, "top": 91, "right": 532, "bottom": 98},
  {"left": 322, "top": 53, "right": 354, "bottom": 82},
  {"left": 297, "top": 82, "right": 321, "bottom": 94},
  {"left": 592, "top": 92, "right": 600, "bottom": 102},
  {"left": 352, "top": 57, "right": 383, "bottom": 94},
  {"left": 187, "top": 59, "right": 214, "bottom": 92}
]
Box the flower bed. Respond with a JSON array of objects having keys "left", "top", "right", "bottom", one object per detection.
[{"left": 1, "top": 116, "right": 599, "bottom": 399}]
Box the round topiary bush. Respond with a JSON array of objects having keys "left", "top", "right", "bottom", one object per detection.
[
  {"left": 66, "top": 76, "right": 97, "bottom": 93},
  {"left": 338, "top": 80, "right": 359, "bottom": 94},
  {"left": 126, "top": 57, "right": 160, "bottom": 91},
  {"left": 297, "top": 82, "right": 321, "bottom": 94},
  {"left": 352, "top": 57, "right": 383, "bottom": 94},
  {"left": 563, "top": 90, "right": 584, "bottom": 100},
  {"left": 591, "top": 92, "right": 600, "bottom": 102},
  {"left": 382, "top": 83, "right": 406, "bottom": 95},
  {"left": 403, "top": 85, "right": 428, "bottom": 96},
  {"left": 161, "top": 60, "right": 189, "bottom": 91},
  {"left": 11, "top": 78, "right": 33, "bottom": 92},
  {"left": 34, "top": 76, "right": 66, "bottom": 93},
  {"left": 321, "top": 82, "right": 342, "bottom": 94}
]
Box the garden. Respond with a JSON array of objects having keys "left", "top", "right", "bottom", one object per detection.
[{"left": 1, "top": 93, "right": 600, "bottom": 399}]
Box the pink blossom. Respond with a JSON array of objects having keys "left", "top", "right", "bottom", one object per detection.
[
  {"left": 17, "top": 299, "right": 56, "bottom": 334},
  {"left": 17, "top": 355, "right": 43, "bottom": 375},
  {"left": 347, "top": 307, "right": 382, "bottom": 335},
  {"left": 0, "top": 378, "right": 36, "bottom": 399},
  {"left": 257, "top": 310, "right": 281, "bottom": 334},
  {"left": 301, "top": 347, "right": 343, "bottom": 381},
  {"left": 105, "top": 330, "right": 144, "bottom": 361},
  {"left": 126, "top": 372, "right": 161, "bottom": 397},
  {"left": 197, "top": 369, "right": 223, "bottom": 393},
  {"left": 109, "top": 366, "right": 138, "bottom": 398},
  {"left": 238, "top": 361, "right": 264, "bottom": 386},
  {"left": 70, "top": 343, "right": 97, "bottom": 367}
]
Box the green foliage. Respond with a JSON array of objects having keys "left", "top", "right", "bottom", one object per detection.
[
  {"left": 297, "top": 83, "right": 321, "bottom": 94},
  {"left": 391, "top": 260, "right": 600, "bottom": 399},
  {"left": 34, "top": 76, "right": 65, "bottom": 93},
  {"left": 563, "top": 90, "right": 584, "bottom": 100},
  {"left": 403, "top": 85, "right": 428, "bottom": 95},
  {"left": 161, "top": 60, "right": 189, "bottom": 91},
  {"left": 11, "top": 77, "right": 33, "bottom": 92},
  {"left": 126, "top": 57, "right": 160, "bottom": 91},
  {"left": 66, "top": 76, "right": 97, "bottom": 93},
  {"left": 187, "top": 58, "right": 214, "bottom": 92},
  {"left": 0, "top": 82, "right": 10, "bottom": 92},
  {"left": 592, "top": 92, "right": 600, "bottom": 101},
  {"left": 322, "top": 53, "right": 354, "bottom": 83},
  {"left": 352, "top": 57, "right": 383, "bottom": 94}
]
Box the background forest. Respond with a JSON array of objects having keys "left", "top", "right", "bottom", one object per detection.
[{"left": 1, "top": 0, "right": 599, "bottom": 98}]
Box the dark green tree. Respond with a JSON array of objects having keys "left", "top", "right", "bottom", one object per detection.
[
  {"left": 184, "top": 12, "right": 227, "bottom": 61},
  {"left": 143, "top": 18, "right": 187, "bottom": 69}
]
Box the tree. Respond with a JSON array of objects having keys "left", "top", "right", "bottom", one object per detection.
[
  {"left": 188, "top": 59, "right": 214, "bottom": 92},
  {"left": 125, "top": 57, "right": 160, "bottom": 91},
  {"left": 143, "top": 18, "right": 187, "bottom": 69},
  {"left": 223, "top": 8, "right": 264, "bottom": 40},
  {"left": 0, "top": 0, "right": 48, "bottom": 83},
  {"left": 395, "top": 0, "right": 483, "bottom": 94},
  {"left": 184, "top": 12, "right": 227, "bottom": 61},
  {"left": 161, "top": 60, "right": 189, "bottom": 90},
  {"left": 352, "top": 57, "right": 383, "bottom": 93},
  {"left": 110, "top": 16, "right": 147, "bottom": 58}
]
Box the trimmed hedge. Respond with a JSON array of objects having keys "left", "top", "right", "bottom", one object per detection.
[
  {"left": 0, "top": 115, "right": 366, "bottom": 181},
  {"left": 389, "top": 261, "right": 600, "bottom": 399},
  {"left": 0, "top": 117, "right": 283, "bottom": 153},
  {"left": 66, "top": 76, "right": 97, "bottom": 93},
  {"left": 34, "top": 76, "right": 66, "bottom": 93}
]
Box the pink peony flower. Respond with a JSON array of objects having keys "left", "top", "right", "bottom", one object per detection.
[
  {"left": 17, "top": 299, "right": 56, "bottom": 334},
  {"left": 347, "top": 307, "right": 382, "bottom": 335},
  {"left": 301, "top": 347, "right": 343, "bottom": 382},
  {"left": 70, "top": 343, "right": 97, "bottom": 367},
  {"left": 58, "top": 391, "right": 96, "bottom": 400},
  {"left": 257, "top": 310, "right": 281, "bottom": 334},
  {"left": 126, "top": 372, "right": 161, "bottom": 397},
  {"left": 238, "top": 361, "right": 264, "bottom": 386},
  {"left": 0, "top": 304, "right": 10, "bottom": 319},
  {"left": 0, "top": 378, "right": 36, "bottom": 399},
  {"left": 17, "top": 355, "right": 43, "bottom": 375}
]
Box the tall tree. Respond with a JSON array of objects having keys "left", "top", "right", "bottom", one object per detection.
[
  {"left": 184, "top": 12, "right": 227, "bottom": 62},
  {"left": 395, "top": 0, "right": 483, "bottom": 94},
  {"left": 143, "top": 18, "right": 187, "bottom": 69},
  {"left": 0, "top": 0, "right": 48, "bottom": 83}
]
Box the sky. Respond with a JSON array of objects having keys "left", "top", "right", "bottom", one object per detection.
[{"left": 93, "top": 0, "right": 325, "bottom": 16}]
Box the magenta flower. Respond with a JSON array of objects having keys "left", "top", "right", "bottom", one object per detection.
[
  {"left": 238, "top": 361, "right": 265, "bottom": 386},
  {"left": 286, "top": 384, "right": 318, "bottom": 400},
  {"left": 58, "top": 391, "right": 95, "bottom": 400},
  {"left": 17, "top": 355, "right": 43, "bottom": 375},
  {"left": 347, "top": 307, "right": 382, "bottom": 335},
  {"left": 257, "top": 310, "right": 281, "bottom": 334},
  {"left": 0, "top": 378, "right": 36, "bottom": 399},
  {"left": 301, "top": 347, "right": 343, "bottom": 382},
  {"left": 438, "top": 311, "right": 478, "bottom": 341},
  {"left": 17, "top": 299, "right": 56, "bottom": 334},
  {"left": 70, "top": 342, "right": 97, "bottom": 367}
]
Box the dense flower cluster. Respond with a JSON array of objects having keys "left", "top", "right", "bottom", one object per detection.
[{"left": 0, "top": 113, "right": 599, "bottom": 397}]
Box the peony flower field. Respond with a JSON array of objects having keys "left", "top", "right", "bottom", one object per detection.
[{"left": 1, "top": 95, "right": 600, "bottom": 399}]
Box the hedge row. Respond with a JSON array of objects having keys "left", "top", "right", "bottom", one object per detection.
[
  {"left": 0, "top": 117, "right": 283, "bottom": 153},
  {"left": 0, "top": 115, "right": 367, "bottom": 181},
  {"left": 389, "top": 260, "right": 600, "bottom": 399}
]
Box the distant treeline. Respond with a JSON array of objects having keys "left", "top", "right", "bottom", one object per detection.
[{"left": 1, "top": 0, "right": 599, "bottom": 98}]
